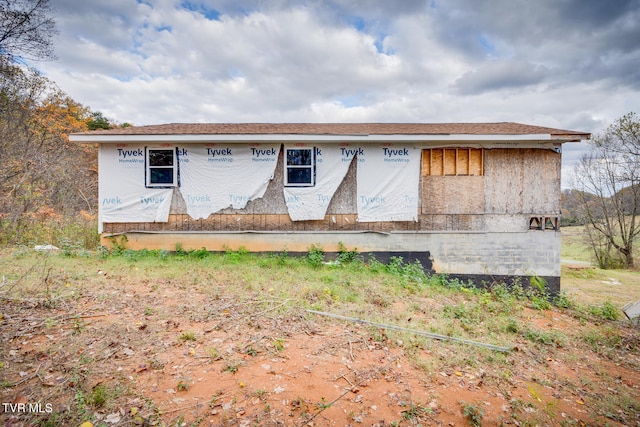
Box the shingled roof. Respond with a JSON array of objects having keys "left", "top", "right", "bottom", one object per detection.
[{"left": 73, "top": 122, "right": 590, "bottom": 141}]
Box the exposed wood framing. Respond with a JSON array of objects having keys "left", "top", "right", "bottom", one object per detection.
[{"left": 422, "top": 148, "right": 483, "bottom": 176}]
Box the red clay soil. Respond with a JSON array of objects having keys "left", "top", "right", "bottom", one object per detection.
[{"left": 1, "top": 280, "right": 639, "bottom": 426}]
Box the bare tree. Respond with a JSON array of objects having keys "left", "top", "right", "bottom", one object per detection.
[
  {"left": 574, "top": 113, "right": 640, "bottom": 269},
  {"left": 0, "top": 0, "right": 56, "bottom": 63}
]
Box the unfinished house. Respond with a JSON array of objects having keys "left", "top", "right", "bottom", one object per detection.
[{"left": 70, "top": 123, "right": 590, "bottom": 293}]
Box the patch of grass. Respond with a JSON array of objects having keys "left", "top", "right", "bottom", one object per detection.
[
  {"left": 461, "top": 401, "right": 484, "bottom": 427},
  {"left": 560, "top": 226, "right": 593, "bottom": 263},
  {"left": 553, "top": 292, "right": 576, "bottom": 309},
  {"left": 176, "top": 378, "right": 191, "bottom": 391},
  {"left": 244, "top": 345, "right": 258, "bottom": 356},
  {"left": 207, "top": 346, "right": 220, "bottom": 360},
  {"left": 87, "top": 383, "right": 115, "bottom": 408},
  {"left": 222, "top": 361, "right": 240, "bottom": 374},
  {"left": 401, "top": 402, "right": 432, "bottom": 421},
  {"left": 561, "top": 266, "right": 640, "bottom": 307},
  {"left": 179, "top": 331, "right": 197, "bottom": 342},
  {"left": 189, "top": 247, "right": 210, "bottom": 259},
  {"left": 222, "top": 245, "right": 250, "bottom": 264},
  {"left": 587, "top": 301, "right": 620, "bottom": 321},
  {"left": 581, "top": 326, "right": 623, "bottom": 353},
  {"left": 255, "top": 389, "right": 268, "bottom": 401},
  {"left": 272, "top": 337, "right": 285, "bottom": 352},
  {"left": 524, "top": 328, "right": 567, "bottom": 347}
]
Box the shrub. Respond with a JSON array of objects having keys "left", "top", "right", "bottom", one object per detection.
[
  {"left": 588, "top": 301, "right": 620, "bottom": 321},
  {"left": 336, "top": 242, "right": 361, "bottom": 264},
  {"left": 307, "top": 244, "right": 324, "bottom": 268}
]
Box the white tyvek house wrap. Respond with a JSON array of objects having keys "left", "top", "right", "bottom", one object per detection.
[
  {"left": 178, "top": 144, "right": 280, "bottom": 220},
  {"left": 98, "top": 145, "right": 173, "bottom": 231},
  {"left": 283, "top": 144, "right": 356, "bottom": 221},
  {"left": 356, "top": 144, "right": 421, "bottom": 222}
]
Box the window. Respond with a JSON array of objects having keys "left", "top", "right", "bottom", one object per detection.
[
  {"left": 145, "top": 147, "right": 178, "bottom": 187},
  {"left": 422, "top": 148, "right": 483, "bottom": 176},
  {"left": 285, "top": 147, "right": 315, "bottom": 186}
]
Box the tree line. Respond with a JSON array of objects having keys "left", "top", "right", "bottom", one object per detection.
[{"left": 0, "top": 0, "right": 117, "bottom": 246}]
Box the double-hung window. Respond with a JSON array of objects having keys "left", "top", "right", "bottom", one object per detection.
[
  {"left": 284, "top": 147, "right": 315, "bottom": 187},
  {"left": 145, "top": 147, "right": 178, "bottom": 187}
]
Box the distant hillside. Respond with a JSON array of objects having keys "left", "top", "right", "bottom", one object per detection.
[
  {"left": 561, "top": 186, "right": 640, "bottom": 227},
  {"left": 561, "top": 189, "right": 597, "bottom": 226}
]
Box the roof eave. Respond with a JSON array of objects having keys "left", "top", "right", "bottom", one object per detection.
[{"left": 69, "top": 133, "right": 585, "bottom": 144}]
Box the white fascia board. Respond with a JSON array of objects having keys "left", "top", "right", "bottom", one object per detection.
[
  {"left": 416, "top": 141, "right": 563, "bottom": 150},
  {"left": 71, "top": 133, "right": 552, "bottom": 142},
  {"left": 70, "top": 133, "right": 554, "bottom": 144}
]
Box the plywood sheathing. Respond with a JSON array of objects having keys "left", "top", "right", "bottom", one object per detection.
[
  {"left": 422, "top": 176, "right": 485, "bottom": 215},
  {"left": 326, "top": 157, "right": 357, "bottom": 214},
  {"left": 484, "top": 148, "right": 561, "bottom": 214}
]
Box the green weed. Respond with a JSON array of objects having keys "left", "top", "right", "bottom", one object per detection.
[
  {"left": 315, "top": 397, "right": 332, "bottom": 410},
  {"left": 179, "top": 331, "right": 197, "bottom": 342},
  {"left": 401, "top": 402, "right": 432, "bottom": 421},
  {"left": 581, "top": 326, "right": 623, "bottom": 353},
  {"left": 588, "top": 301, "right": 620, "bottom": 321},
  {"left": 524, "top": 328, "right": 566, "bottom": 347},
  {"left": 223, "top": 361, "right": 240, "bottom": 374},
  {"left": 336, "top": 241, "right": 361, "bottom": 264},
  {"left": 87, "top": 384, "right": 114, "bottom": 408},
  {"left": 273, "top": 337, "right": 285, "bottom": 352},
  {"left": 207, "top": 347, "right": 221, "bottom": 360},
  {"left": 177, "top": 378, "right": 191, "bottom": 391},
  {"left": 461, "top": 401, "right": 484, "bottom": 426},
  {"left": 307, "top": 244, "right": 325, "bottom": 268}
]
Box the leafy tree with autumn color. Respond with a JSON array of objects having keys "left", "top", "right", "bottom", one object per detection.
[
  {"left": 0, "top": 57, "right": 100, "bottom": 246},
  {"left": 0, "top": 1, "right": 109, "bottom": 247}
]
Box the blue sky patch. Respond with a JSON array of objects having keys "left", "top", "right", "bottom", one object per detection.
[
  {"left": 337, "top": 94, "right": 366, "bottom": 108},
  {"left": 180, "top": 1, "right": 221, "bottom": 21},
  {"left": 349, "top": 16, "right": 366, "bottom": 31},
  {"left": 374, "top": 32, "right": 393, "bottom": 54},
  {"left": 478, "top": 35, "right": 496, "bottom": 55}
]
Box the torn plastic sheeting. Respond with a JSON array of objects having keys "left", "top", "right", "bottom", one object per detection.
[
  {"left": 173, "top": 143, "right": 280, "bottom": 220},
  {"left": 284, "top": 144, "right": 356, "bottom": 221},
  {"left": 307, "top": 309, "right": 513, "bottom": 352}
]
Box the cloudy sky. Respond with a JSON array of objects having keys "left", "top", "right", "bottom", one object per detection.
[{"left": 36, "top": 0, "right": 640, "bottom": 185}]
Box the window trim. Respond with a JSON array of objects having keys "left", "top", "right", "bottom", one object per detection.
[
  {"left": 284, "top": 146, "right": 316, "bottom": 187},
  {"left": 145, "top": 146, "right": 178, "bottom": 188}
]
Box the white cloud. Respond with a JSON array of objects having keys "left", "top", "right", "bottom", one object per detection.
[{"left": 39, "top": 0, "right": 639, "bottom": 141}]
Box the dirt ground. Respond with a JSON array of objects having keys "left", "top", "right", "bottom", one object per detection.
[{"left": 1, "top": 263, "right": 639, "bottom": 426}]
